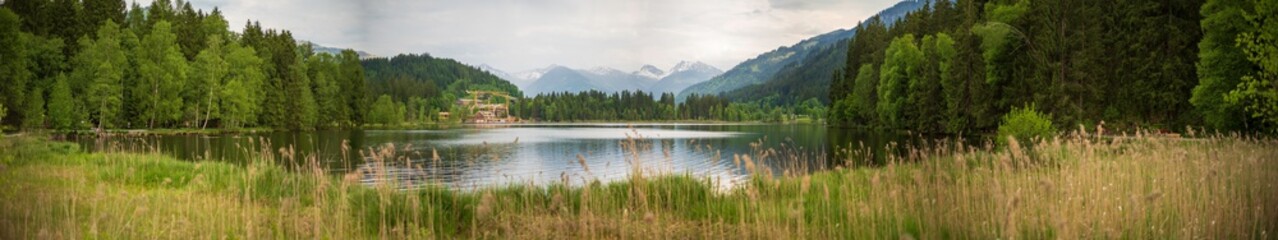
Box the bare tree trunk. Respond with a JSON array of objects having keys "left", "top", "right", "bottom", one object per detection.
[
  {"left": 149, "top": 84, "right": 158, "bottom": 128},
  {"left": 202, "top": 88, "right": 214, "bottom": 129}
]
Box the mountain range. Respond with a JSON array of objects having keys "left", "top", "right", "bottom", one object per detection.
[
  {"left": 677, "top": 0, "right": 928, "bottom": 103},
  {"left": 349, "top": 0, "right": 927, "bottom": 103},
  {"left": 479, "top": 61, "right": 723, "bottom": 96},
  {"left": 301, "top": 41, "right": 380, "bottom": 59}
]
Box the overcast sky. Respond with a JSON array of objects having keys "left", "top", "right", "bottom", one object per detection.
[{"left": 147, "top": 0, "right": 901, "bottom": 72}]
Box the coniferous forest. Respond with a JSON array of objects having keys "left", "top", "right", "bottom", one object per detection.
[
  {"left": 2, "top": 0, "right": 1277, "bottom": 132},
  {"left": 828, "top": 0, "right": 1278, "bottom": 134},
  {"left": 0, "top": 0, "right": 823, "bottom": 129},
  {"left": 0, "top": 0, "right": 368, "bottom": 130}
]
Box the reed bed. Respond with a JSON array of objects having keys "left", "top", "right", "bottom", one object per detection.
[{"left": 0, "top": 127, "right": 1274, "bottom": 239}]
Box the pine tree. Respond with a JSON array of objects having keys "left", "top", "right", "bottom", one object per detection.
[
  {"left": 339, "top": 50, "right": 367, "bottom": 125},
  {"left": 286, "top": 52, "right": 318, "bottom": 130},
  {"left": 3, "top": 0, "right": 48, "bottom": 35},
  {"left": 908, "top": 34, "right": 949, "bottom": 132},
  {"left": 48, "top": 0, "right": 86, "bottom": 54},
  {"left": 309, "top": 53, "right": 347, "bottom": 127},
  {"left": 82, "top": 0, "right": 125, "bottom": 28}
]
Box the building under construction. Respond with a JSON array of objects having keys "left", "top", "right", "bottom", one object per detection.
[{"left": 455, "top": 90, "right": 520, "bottom": 123}]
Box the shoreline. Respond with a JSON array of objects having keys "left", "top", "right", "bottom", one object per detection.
[{"left": 37, "top": 120, "right": 823, "bottom": 136}]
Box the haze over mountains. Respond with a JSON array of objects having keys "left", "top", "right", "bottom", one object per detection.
[
  {"left": 478, "top": 62, "right": 723, "bottom": 96},
  {"left": 678, "top": 0, "right": 928, "bottom": 102},
  {"left": 352, "top": 0, "right": 926, "bottom": 103},
  {"left": 301, "top": 41, "right": 380, "bottom": 59}
]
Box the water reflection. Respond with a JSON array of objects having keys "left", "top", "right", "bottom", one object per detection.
[
  {"left": 350, "top": 127, "right": 750, "bottom": 190},
  {"left": 74, "top": 124, "right": 932, "bottom": 190}
]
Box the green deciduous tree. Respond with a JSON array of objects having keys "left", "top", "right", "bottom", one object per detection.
[
  {"left": 997, "top": 104, "right": 1056, "bottom": 145},
  {"left": 878, "top": 34, "right": 923, "bottom": 129},
  {"left": 190, "top": 35, "right": 227, "bottom": 128},
  {"left": 135, "top": 21, "right": 188, "bottom": 128},
  {"left": 367, "top": 95, "right": 403, "bottom": 125},
  {"left": 1192, "top": 0, "right": 1256, "bottom": 130},
  {"left": 306, "top": 52, "right": 348, "bottom": 128},
  {"left": 1227, "top": 0, "right": 1278, "bottom": 131},
  {"left": 22, "top": 86, "right": 45, "bottom": 130},
  {"left": 0, "top": 9, "right": 33, "bottom": 127},
  {"left": 218, "top": 41, "right": 265, "bottom": 129},
  {"left": 848, "top": 64, "right": 879, "bottom": 125},
  {"left": 48, "top": 75, "right": 82, "bottom": 130},
  {"left": 73, "top": 20, "right": 127, "bottom": 129}
]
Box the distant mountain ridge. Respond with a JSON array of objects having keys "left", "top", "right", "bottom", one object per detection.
[
  {"left": 677, "top": 0, "right": 928, "bottom": 102},
  {"left": 300, "top": 41, "right": 379, "bottom": 59},
  {"left": 648, "top": 61, "right": 724, "bottom": 95},
  {"left": 479, "top": 62, "right": 722, "bottom": 96}
]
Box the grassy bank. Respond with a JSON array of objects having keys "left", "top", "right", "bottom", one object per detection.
[{"left": 1, "top": 130, "right": 1275, "bottom": 239}]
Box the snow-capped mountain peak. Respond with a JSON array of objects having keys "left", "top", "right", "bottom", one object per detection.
[
  {"left": 474, "top": 64, "right": 518, "bottom": 81},
  {"left": 634, "top": 65, "right": 666, "bottom": 79},
  {"left": 668, "top": 61, "right": 717, "bottom": 74},
  {"left": 476, "top": 64, "right": 506, "bottom": 74},
  {"left": 586, "top": 66, "right": 624, "bottom": 76},
  {"left": 478, "top": 61, "right": 720, "bottom": 96},
  {"left": 514, "top": 64, "right": 561, "bottom": 81}
]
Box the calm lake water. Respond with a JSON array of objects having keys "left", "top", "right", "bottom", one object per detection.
[{"left": 74, "top": 124, "right": 942, "bottom": 190}]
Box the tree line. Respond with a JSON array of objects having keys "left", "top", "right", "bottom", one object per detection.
[
  {"left": 507, "top": 91, "right": 811, "bottom": 123},
  {"left": 829, "top": 0, "right": 1276, "bottom": 133},
  {"left": 0, "top": 0, "right": 368, "bottom": 131}
]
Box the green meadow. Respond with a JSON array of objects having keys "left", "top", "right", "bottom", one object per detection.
[{"left": 2, "top": 129, "right": 1274, "bottom": 239}]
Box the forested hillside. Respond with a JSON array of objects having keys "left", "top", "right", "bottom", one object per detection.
[
  {"left": 719, "top": 40, "right": 848, "bottom": 106},
  {"left": 0, "top": 0, "right": 368, "bottom": 130},
  {"left": 828, "top": 0, "right": 1277, "bottom": 133},
  {"left": 678, "top": 0, "right": 926, "bottom": 103},
  {"left": 361, "top": 53, "right": 523, "bottom": 123}
]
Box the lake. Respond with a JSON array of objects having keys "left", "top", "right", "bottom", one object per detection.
[{"left": 73, "top": 124, "right": 938, "bottom": 190}]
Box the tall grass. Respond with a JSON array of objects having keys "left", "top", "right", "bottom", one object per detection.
[{"left": 0, "top": 127, "right": 1275, "bottom": 239}]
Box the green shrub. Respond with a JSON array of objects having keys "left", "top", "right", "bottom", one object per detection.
[{"left": 997, "top": 104, "right": 1056, "bottom": 145}]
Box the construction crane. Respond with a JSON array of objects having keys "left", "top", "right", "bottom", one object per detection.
[
  {"left": 462, "top": 90, "right": 519, "bottom": 123},
  {"left": 466, "top": 90, "right": 517, "bottom": 105}
]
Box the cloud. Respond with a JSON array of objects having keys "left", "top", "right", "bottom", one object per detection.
[
  {"left": 768, "top": 0, "right": 845, "bottom": 10},
  {"left": 147, "top": 0, "right": 902, "bottom": 72}
]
